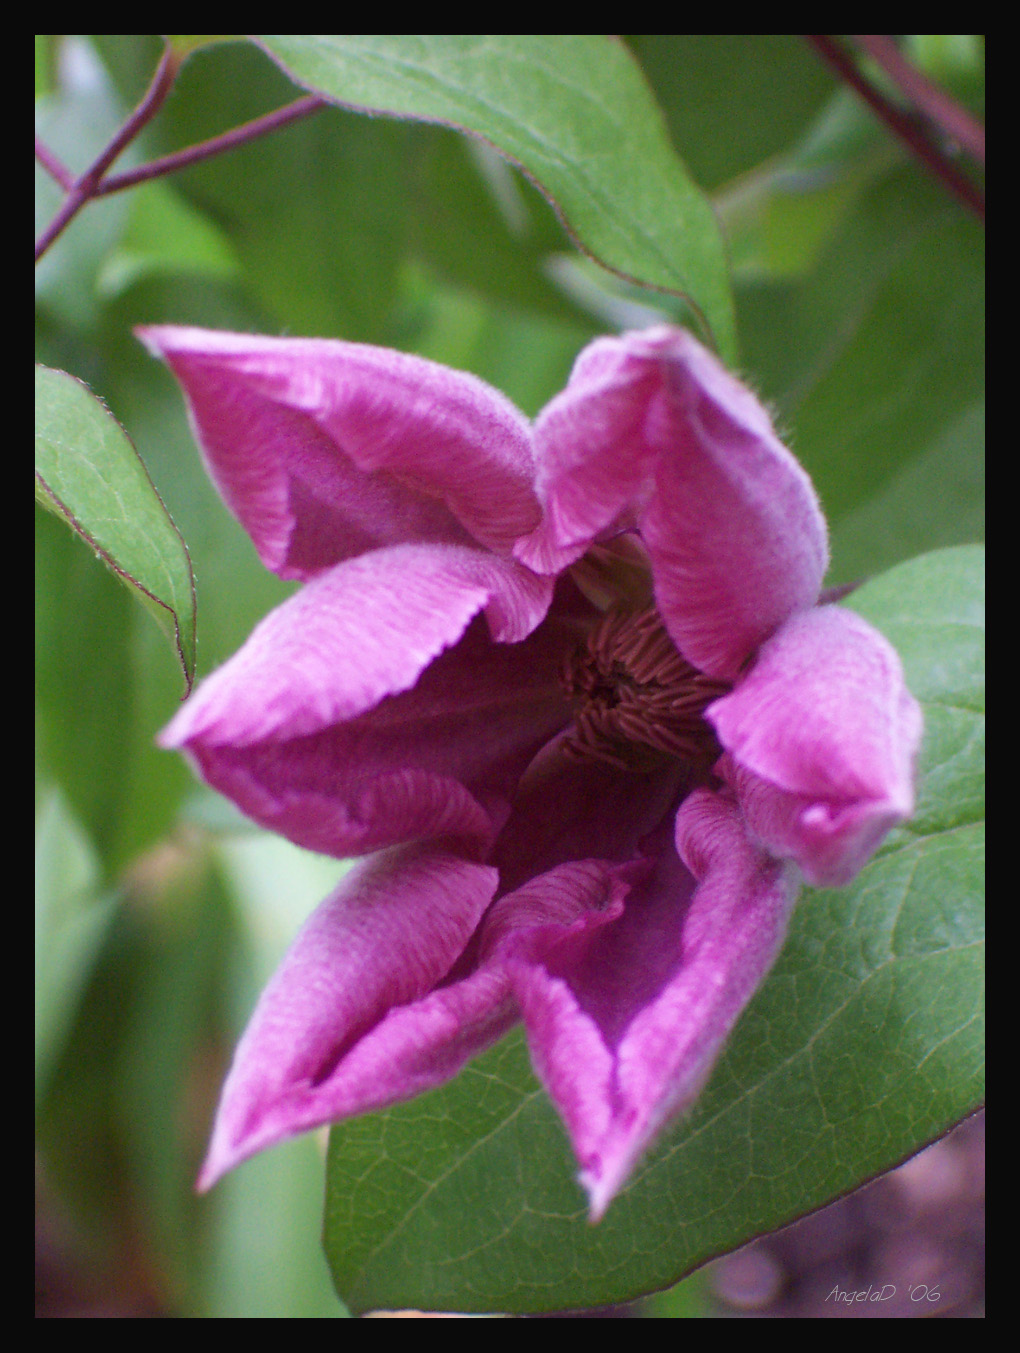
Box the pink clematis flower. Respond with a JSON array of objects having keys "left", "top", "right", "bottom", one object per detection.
[{"left": 139, "top": 323, "right": 922, "bottom": 1218}]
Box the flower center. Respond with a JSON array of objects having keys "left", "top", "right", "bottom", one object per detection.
[{"left": 560, "top": 606, "right": 729, "bottom": 773}]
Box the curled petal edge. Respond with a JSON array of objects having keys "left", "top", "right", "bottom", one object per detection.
[
  {"left": 161, "top": 543, "right": 554, "bottom": 750},
  {"left": 137, "top": 325, "right": 541, "bottom": 573},
  {"left": 708, "top": 605, "right": 923, "bottom": 886}
]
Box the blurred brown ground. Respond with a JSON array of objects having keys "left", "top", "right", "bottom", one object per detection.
[{"left": 704, "top": 1111, "right": 985, "bottom": 1318}]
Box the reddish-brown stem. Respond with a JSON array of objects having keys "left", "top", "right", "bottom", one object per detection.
[
  {"left": 34, "top": 44, "right": 326, "bottom": 263},
  {"left": 95, "top": 95, "right": 325, "bottom": 196},
  {"left": 35, "top": 42, "right": 180, "bottom": 261},
  {"left": 805, "top": 35, "right": 985, "bottom": 222},
  {"left": 852, "top": 34, "right": 985, "bottom": 164},
  {"left": 35, "top": 135, "right": 74, "bottom": 189},
  {"left": 86, "top": 43, "right": 179, "bottom": 185}
]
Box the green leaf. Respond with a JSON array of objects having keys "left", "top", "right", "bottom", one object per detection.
[
  {"left": 35, "top": 365, "right": 196, "bottom": 691},
  {"left": 323, "top": 546, "right": 983, "bottom": 1314},
  {"left": 34, "top": 277, "right": 273, "bottom": 875},
  {"left": 254, "top": 35, "right": 735, "bottom": 359}
]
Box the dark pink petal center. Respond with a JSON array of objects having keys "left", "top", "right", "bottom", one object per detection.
[
  {"left": 536, "top": 834, "right": 696, "bottom": 1050},
  {"left": 560, "top": 603, "right": 730, "bottom": 772}
]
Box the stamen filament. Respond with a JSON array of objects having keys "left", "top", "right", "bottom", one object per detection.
[{"left": 560, "top": 606, "right": 730, "bottom": 774}]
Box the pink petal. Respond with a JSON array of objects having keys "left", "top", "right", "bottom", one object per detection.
[
  {"left": 137, "top": 325, "right": 541, "bottom": 577},
  {"left": 589, "top": 793, "right": 795, "bottom": 1216},
  {"left": 482, "top": 795, "right": 797, "bottom": 1219},
  {"left": 199, "top": 846, "right": 502, "bottom": 1189},
  {"left": 517, "top": 326, "right": 829, "bottom": 680},
  {"left": 481, "top": 859, "right": 643, "bottom": 1174},
  {"left": 161, "top": 543, "right": 553, "bottom": 750},
  {"left": 163, "top": 555, "right": 573, "bottom": 858},
  {"left": 708, "top": 604, "right": 924, "bottom": 886},
  {"left": 515, "top": 333, "right": 664, "bottom": 574}
]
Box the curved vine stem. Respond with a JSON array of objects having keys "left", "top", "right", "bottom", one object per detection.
[
  {"left": 805, "top": 35, "right": 984, "bottom": 222},
  {"left": 35, "top": 41, "right": 326, "bottom": 263},
  {"left": 851, "top": 35, "right": 985, "bottom": 165},
  {"left": 36, "top": 42, "right": 179, "bottom": 261},
  {"left": 94, "top": 95, "right": 324, "bottom": 196}
]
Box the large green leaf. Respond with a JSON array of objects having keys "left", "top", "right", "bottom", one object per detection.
[
  {"left": 35, "top": 364, "right": 196, "bottom": 691},
  {"left": 254, "top": 35, "right": 736, "bottom": 359},
  {"left": 323, "top": 546, "right": 984, "bottom": 1314},
  {"left": 95, "top": 39, "right": 594, "bottom": 343}
]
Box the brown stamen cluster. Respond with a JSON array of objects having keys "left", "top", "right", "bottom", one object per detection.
[{"left": 560, "top": 607, "right": 729, "bottom": 773}]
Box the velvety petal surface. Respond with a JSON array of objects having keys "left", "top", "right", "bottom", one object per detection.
[
  {"left": 708, "top": 605, "right": 923, "bottom": 886},
  {"left": 150, "top": 320, "right": 925, "bottom": 1218},
  {"left": 517, "top": 326, "right": 829, "bottom": 680},
  {"left": 199, "top": 847, "right": 503, "bottom": 1189},
  {"left": 164, "top": 561, "right": 578, "bottom": 859},
  {"left": 515, "top": 332, "right": 664, "bottom": 574},
  {"left": 481, "top": 793, "right": 797, "bottom": 1218},
  {"left": 161, "top": 543, "right": 553, "bottom": 750},
  {"left": 137, "top": 325, "right": 541, "bottom": 578}
]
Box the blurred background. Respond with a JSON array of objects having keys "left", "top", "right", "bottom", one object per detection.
[{"left": 35, "top": 35, "right": 984, "bottom": 1316}]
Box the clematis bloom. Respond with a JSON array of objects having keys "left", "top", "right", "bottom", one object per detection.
[{"left": 140, "top": 323, "right": 922, "bottom": 1218}]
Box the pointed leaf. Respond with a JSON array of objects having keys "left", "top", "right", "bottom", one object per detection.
[{"left": 35, "top": 365, "right": 196, "bottom": 691}]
